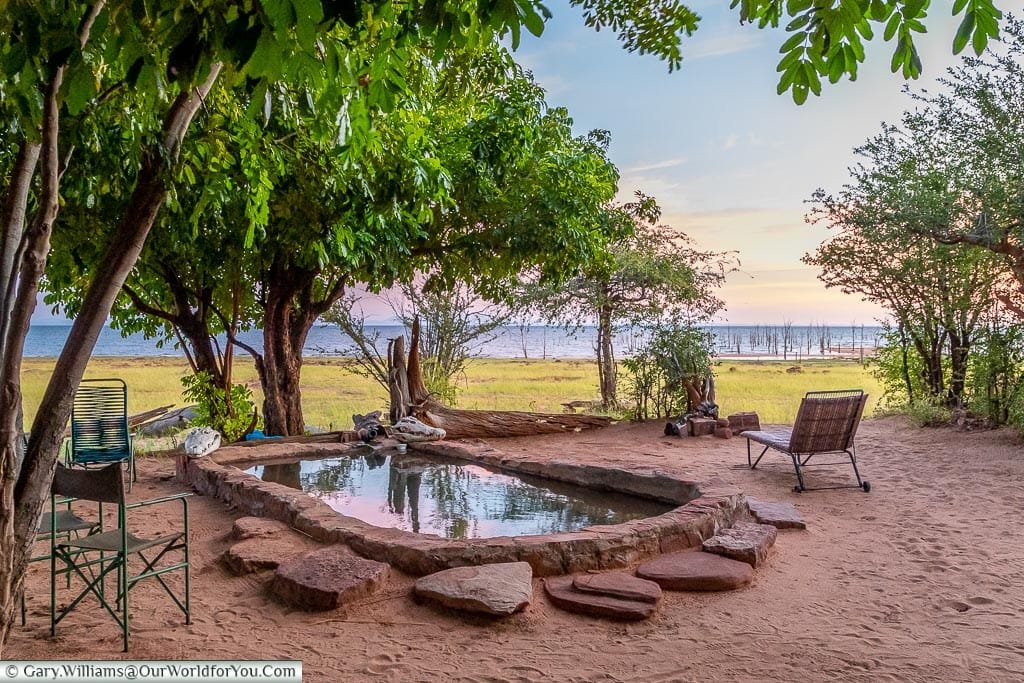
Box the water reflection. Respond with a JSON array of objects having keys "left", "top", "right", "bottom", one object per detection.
[{"left": 246, "top": 451, "right": 674, "bottom": 539}]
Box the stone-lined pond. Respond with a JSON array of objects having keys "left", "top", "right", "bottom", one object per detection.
[{"left": 245, "top": 450, "right": 674, "bottom": 539}]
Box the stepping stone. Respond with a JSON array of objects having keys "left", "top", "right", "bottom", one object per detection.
[
  {"left": 636, "top": 550, "right": 753, "bottom": 591},
  {"left": 269, "top": 545, "right": 390, "bottom": 611},
  {"left": 222, "top": 534, "right": 320, "bottom": 575},
  {"left": 414, "top": 562, "right": 533, "bottom": 616},
  {"left": 746, "top": 498, "right": 807, "bottom": 530},
  {"left": 573, "top": 572, "right": 661, "bottom": 603},
  {"left": 231, "top": 516, "right": 290, "bottom": 540},
  {"left": 702, "top": 522, "right": 778, "bottom": 568},
  {"left": 543, "top": 575, "right": 659, "bottom": 621}
]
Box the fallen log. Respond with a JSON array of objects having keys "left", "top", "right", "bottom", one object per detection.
[{"left": 388, "top": 319, "right": 612, "bottom": 439}]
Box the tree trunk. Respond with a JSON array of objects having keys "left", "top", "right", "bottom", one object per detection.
[
  {"left": 388, "top": 318, "right": 611, "bottom": 438},
  {"left": 260, "top": 304, "right": 306, "bottom": 436},
  {"left": 947, "top": 330, "right": 970, "bottom": 407},
  {"left": 596, "top": 304, "right": 617, "bottom": 408},
  {"left": 897, "top": 321, "right": 915, "bottom": 403},
  {"left": 0, "top": 63, "right": 221, "bottom": 654}
]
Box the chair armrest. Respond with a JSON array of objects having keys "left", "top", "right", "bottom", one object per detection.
[{"left": 126, "top": 492, "right": 192, "bottom": 510}]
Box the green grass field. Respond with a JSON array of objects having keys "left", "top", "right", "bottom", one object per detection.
[{"left": 19, "top": 356, "right": 881, "bottom": 431}]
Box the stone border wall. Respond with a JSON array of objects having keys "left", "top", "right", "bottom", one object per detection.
[{"left": 178, "top": 439, "right": 748, "bottom": 577}]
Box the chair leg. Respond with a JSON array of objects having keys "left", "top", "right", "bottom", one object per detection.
[
  {"left": 790, "top": 453, "right": 809, "bottom": 492},
  {"left": 748, "top": 441, "right": 770, "bottom": 469}
]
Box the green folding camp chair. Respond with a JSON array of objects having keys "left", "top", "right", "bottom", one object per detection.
[
  {"left": 50, "top": 463, "right": 191, "bottom": 652},
  {"left": 70, "top": 378, "right": 135, "bottom": 490},
  {"left": 20, "top": 497, "right": 100, "bottom": 625}
]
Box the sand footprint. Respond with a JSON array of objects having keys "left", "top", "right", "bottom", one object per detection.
[
  {"left": 967, "top": 596, "right": 996, "bottom": 605},
  {"left": 941, "top": 599, "right": 971, "bottom": 613}
]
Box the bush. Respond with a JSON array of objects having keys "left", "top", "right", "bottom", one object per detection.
[
  {"left": 180, "top": 371, "right": 258, "bottom": 442},
  {"left": 968, "top": 325, "right": 1024, "bottom": 429},
  {"left": 623, "top": 323, "right": 715, "bottom": 420}
]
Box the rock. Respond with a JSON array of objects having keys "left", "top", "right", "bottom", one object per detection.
[
  {"left": 391, "top": 416, "right": 446, "bottom": 444},
  {"left": 270, "top": 546, "right": 391, "bottom": 611},
  {"left": 637, "top": 550, "right": 754, "bottom": 591},
  {"left": 222, "top": 536, "right": 319, "bottom": 575},
  {"left": 183, "top": 427, "right": 221, "bottom": 457},
  {"left": 714, "top": 426, "right": 733, "bottom": 439},
  {"left": 231, "top": 517, "right": 291, "bottom": 540},
  {"left": 572, "top": 572, "right": 661, "bottom": 604},
  {"left": 746, "top": 498, "right": 807, "bottom": 530},
  {"left": 544, "top": 575, "right": 658, "bottom": 621},
  {"left": 414, "top": 562, "right": 533, "bottom": 616},
  {"left": 727, "top": 412, "right": 761, "bottom": 433},
  {"left": 716, "top": 418, "right": 730, "bottom": 427},
  {"left": 702, "top": 522, "right": 778, "bottom": 568},
  {"left": 688, "top": 417, "right": 717, "bottom": 437}
]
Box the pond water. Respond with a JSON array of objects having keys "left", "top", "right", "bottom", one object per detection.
[{"left": 244, "top": 450, "right": 674, "bottom": 539}]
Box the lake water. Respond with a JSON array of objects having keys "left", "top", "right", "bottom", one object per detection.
[
  {"left": 25, "top": 323, "right": 884, "bottom": 360},
  {"left": 244, "top": 450, "right": 673, "bottom": 539}
]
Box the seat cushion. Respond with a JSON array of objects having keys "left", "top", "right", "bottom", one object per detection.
[{"left": 744, "top": 429, "right": 793, "bottom": 452}]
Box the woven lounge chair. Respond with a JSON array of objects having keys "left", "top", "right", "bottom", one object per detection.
[{"left": 744, "top": 389, "right": 870, "bottom": 493}]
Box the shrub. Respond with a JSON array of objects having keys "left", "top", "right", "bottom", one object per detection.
[
  {"left": 968, "top": 325, "right": 1024, "bottom": 429},
  {"left": 180, "top": 371, "right": 258, "bottom": 442},
  {"left": 623, "top": 323, "right": 715, "bottom": 420}
]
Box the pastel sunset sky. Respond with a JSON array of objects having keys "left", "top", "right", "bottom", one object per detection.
[{"left": 515, "top": 0, "right": 1024, "bottom": 324}]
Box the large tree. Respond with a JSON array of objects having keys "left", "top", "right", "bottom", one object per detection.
[
  {"left": 1, "top": 0, "right": 708, "bottom": 653},
  {"left": 525, "top": 193, "right": 729, "bottom": 408},
  {"left": 843, "top": 16, "right": 1024, "bottom": 316},
  {"left": 48, "top": 49, "right": 623, "bottom": 435}
]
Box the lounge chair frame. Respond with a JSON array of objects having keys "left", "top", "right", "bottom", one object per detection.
[{"left": 745, "top": 389, "right": 870, "bottom": 493}]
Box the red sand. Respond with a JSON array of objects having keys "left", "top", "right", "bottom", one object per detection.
[{"left": 7, "top": 416, "right": 1024, "bottom": 681}]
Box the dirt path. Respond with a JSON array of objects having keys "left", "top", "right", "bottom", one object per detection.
[{"left": 7, "top": 417, "right": 1024, "bottom": 682}]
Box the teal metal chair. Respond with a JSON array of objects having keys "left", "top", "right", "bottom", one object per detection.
[
  {"left": 50, "top": 463, "right": 191, "bottom": 652},
  {"left": 70, "top": 378, "right": 135, "bottom": 490}
]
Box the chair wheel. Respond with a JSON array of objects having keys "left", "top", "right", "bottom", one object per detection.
[
  {"left": 793, "top": 485, "right": 804, "bottom": 493},
  {"left": 862, "top": 481, "right": 871, "bottom": 493}
]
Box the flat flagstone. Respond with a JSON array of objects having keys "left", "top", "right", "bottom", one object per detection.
[
  {"left": 270, "top": 545, "right": 390, "bottom": 611},
  {"left": 746, "top": 498, "right": 807, "bottom": 530},
  {"left": 702, "top": 522, "right": 778, "bottom": 568},
  {"left": 544, "top": 575, "right": 658, "bottom": 621},
  {"left": 636, "top": 550, "right": 753, "bottom": 591},
  {"left": 572, "top": 572, "right": 661, "bottom": 603},
  {"left": 231, "top": 516, "right": 291, "bottom": 540},
  {"left": 414, "top": 562, "right": 533, "bottom": 616}
]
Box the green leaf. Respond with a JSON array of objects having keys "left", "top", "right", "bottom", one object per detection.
[
  {"left": 780, "top": 31, "right": 807, "bottom": 53},
  {"left": 971, "top": 21, "right": 989, "bottom": 53},
  {"left": 953, "top": 12, "right": 975, "bottom": 53},
  {"left": 884, "top": 13, "right": 901, "bottom": 41}
]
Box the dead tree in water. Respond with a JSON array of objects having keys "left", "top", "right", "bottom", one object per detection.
[{"left": 387, "top": 319, "right": 611, "bottom": 439}]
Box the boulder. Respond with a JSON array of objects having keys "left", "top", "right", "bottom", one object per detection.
[
  {"left": 414, "top": 562, "right": 533, "bottom": 616},
  {"left": 714, "top": 426, "right": 733, "bottom": 439},
  {"left": 544, "top": 575, "right": 658, "bottom": 621},
  {"left": 702, "top": 522, "right": 778, "bottom": 568},
  {"left": 269, "top": 546, "right": 391, "bottom": 611},
  {"left": 572, "top": 572, "right": 661, "bottom": 604},
  {"left": 637, "top": 550, "right": 754, "bottom": 591},
  {"left": 746, "top": 498, "right": 807, "bottom": 530}
]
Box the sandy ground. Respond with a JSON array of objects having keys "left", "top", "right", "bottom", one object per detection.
[{"left": 6, "top": 416, "right": 1024, "bottom": 682}]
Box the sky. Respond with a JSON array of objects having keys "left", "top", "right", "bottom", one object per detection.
[
  {"left": 30, "top": 3, "right": 1024, "bottom": 326},
  {"left": 512, "top": 0, "right": 1024, "bottom": 325}
]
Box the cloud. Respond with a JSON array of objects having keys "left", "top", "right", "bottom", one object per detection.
[
  {"left": 623, "top": 158, "right": 687, "bottom": 173},
  {"left": 684, "top": 32, "right": 764, "bottom": 61},
  {"left": 723, "top": 134, "right": 739, "bottom": 150}
]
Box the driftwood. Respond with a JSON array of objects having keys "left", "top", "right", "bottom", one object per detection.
[
  {"left": 387, "top": 318, "right": 612, "bottom": 439},
  {"left": 226, "top": 431, "right": 354, "bottom": 447}
]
